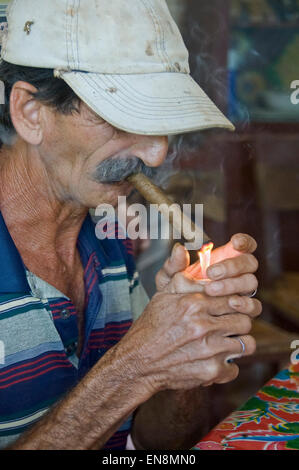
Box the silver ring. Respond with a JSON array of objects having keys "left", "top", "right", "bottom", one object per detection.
[
  {"left": 238, "top": 338, "right": 246, "bottom": 354},
  {"left": 227, "top": 338, "right": 246, "bottom": 363},
  {"left": 248, "top": 289, "right": 257, "bottom": 298}
]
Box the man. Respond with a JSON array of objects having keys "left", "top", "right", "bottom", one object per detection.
[{"left": 0, "top": 0, "right": 261, "bottom": 450}]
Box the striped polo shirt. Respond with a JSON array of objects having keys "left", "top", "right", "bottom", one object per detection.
[{"left": 0, "top": 212, "right": 149, "bottom": 449}]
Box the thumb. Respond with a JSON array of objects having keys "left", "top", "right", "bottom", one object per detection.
[
  {"left": 155, "top": 243, "right": 190, "bottom": 292},
  {"left": 164, "top": 243, "right": 190, "bottom": 277}
]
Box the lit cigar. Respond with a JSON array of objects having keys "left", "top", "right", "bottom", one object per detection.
[{"left": 127, "top": 173, "right": 211, "bottom": 246}]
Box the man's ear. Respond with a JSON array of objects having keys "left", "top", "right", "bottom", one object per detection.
[{"left": 10, "top": 81, "right": 44, "bottom": 145}]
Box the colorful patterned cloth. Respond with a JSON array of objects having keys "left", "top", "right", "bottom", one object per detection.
[{"left": 194, "top": 363, "right": 299, "bottom": 450}]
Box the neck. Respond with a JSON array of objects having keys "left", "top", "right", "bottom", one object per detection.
[{"left": 0, "top": 142, "right": 88, "bottom": 271}]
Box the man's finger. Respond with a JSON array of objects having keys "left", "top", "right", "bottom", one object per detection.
[
  {"left": 183, "top": 295, "right": 250, "bottom": 320},
  {"left": 207, "top": 254, "right": 258, "bottom": 281},
  {"left": 202, "top": 359, "right": 240, "bottom": 386},
  {"left": 205, "top": 273, "right": 258, "bottom": 297},
  {"left": 211, "top": 233, "right": 257, "bottom": 265},
  {"left": 231, "top": 233, "right": 257, "bottom": 253},
  {"left": 229, "top": 295, "right": 262, "bottom": 318},
  {"left": 191, "top": 333, "right": 257, "bottom": 360},
  {"left": 156, "top": 244, "right": 190, "bottom": 291},
  {"left": 181, "top": 293, "right": 261, "bottom": 320}
]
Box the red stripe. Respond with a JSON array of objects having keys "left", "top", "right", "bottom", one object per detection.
[
  {"left": 51, "top": 307, "right": 76, "bottom": 314},
  {"left": 87, "top": 274, "right": 97, "bottom": 296},
  {"left": 0, "top": 363, "right": 73, "bottom": 389},
  {"left": 53, "top": 312, "right": 77, "bottom": 320},
  {"left": 89, "top": 335, "right": 129, "bottom": 343},
  {"left": 89, "top": 335, "right": 130, "bottom": 343},
  {"left": 0, "top": 352, "right": 67, "bottom": 377},
  {"left": 90, "top": 323, "right": 132, "bottom": 335},
  {"left": 84, "top": 252, "right": 97, "bottom": 275},
  {"left": 49, "top": 301, "right": 71, "bottom": 308},
  {"left": 107, "top": 436, "right": 128, "bottom": 443},
  {"left": 105, "top": 432, "right": 129, "bottom": 449},
  {"left": 86, "top": 266, "right": 96, "bottom": 285},
  {"left": 89, "top": 332, "right": 130, "bottom": 342},
  {"left": 106, "top": 443, "right": 127, "bottom": 449},
  {"left": 0, "top": 358, "right": 72, "bottom": 384}
]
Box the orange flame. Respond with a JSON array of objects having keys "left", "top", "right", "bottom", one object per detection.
[
  {"left": 186, "top": 242, "right": 214, "bottom": 280},
  {"left": 199, "top": 242, "right": 214, "bottom": 255},
  {"left": 198, "top": 242, "right": 214, "bottom": 279}
]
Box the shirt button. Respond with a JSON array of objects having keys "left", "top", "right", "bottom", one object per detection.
[
  {"left": 65, "top": 342, "right": 77, "bottom": 356},
  {"left": 60, "top": 308, "right": 71, "bottom": 319}
]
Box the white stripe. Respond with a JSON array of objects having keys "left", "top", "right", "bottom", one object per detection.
[
  {"left": 0, "top": 296, "right": 42, "bottom": 313},
  {"left": 0, "top": 408, "right": 49, "bottom": 431},
  {"left": 129, "top": 272, "right": 139, "bottom": 287},
  {"left": 101, "top": 266, "right": 127, "bottom": 276}
]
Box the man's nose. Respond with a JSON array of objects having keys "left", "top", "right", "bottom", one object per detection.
[{"left": 129, "top": 135, "right": 169, "bottom": 167}]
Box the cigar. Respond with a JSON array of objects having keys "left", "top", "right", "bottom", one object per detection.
[{"left": 127, "top": 173, "right": 210, "bottom": 246}]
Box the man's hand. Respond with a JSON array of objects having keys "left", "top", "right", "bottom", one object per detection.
[
  {"left": 156, "top": 233, "right": 259, "bottom": 301},
  {"left": 123, "top": 294, "right": 259, "bottom": 393},
  {"left": 138, "top": 232, "right": 262, "bottom": 390},
  {"left": 131, "top": 234, "right": 261, "bottom": 450}
]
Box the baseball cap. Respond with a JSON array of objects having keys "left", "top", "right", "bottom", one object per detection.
[{"left": 1, "top": 0, "right": 235, "bottom": 136}]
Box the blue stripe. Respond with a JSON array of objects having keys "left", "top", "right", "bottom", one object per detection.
[
  {"left": 93, "top": 310, "right": 132, "bottom": 329},
  {"left": 0, "top": 342, "right": 65, "bottom": 369},
  {"left": 0, "top": 212, "right": 136, "bottom": 447}
]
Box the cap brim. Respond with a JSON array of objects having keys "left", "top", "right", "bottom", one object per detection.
[{"left": 61, "top": 71, "right": 235, "bottom": 136}]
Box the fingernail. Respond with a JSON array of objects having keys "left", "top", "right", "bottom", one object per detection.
[
  {"left": 229, "top": 297, "right": 242, "bottom": 309},
  {"left": 209, "top": 281, "right": 224, "bottom": 293},
  {"left": 209, "top": 265, "right": 225, "bottom": 279},
  {"left": 236, "top": 236, "right": 248, "bottom": 250},
  {"left": 171, "top": 243, "right": 181, "bottom": 261}
]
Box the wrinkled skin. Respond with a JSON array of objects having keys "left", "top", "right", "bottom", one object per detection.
[
  {"left": 135, "top": 235, "right": 260, "bottom": 391},
  {"left": 1, "top": 81, "right": 261, "bottom": 450}
]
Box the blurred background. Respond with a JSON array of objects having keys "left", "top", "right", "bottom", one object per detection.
[
  {"left": 137, "top": 0, "right": 299, "bottom": 435},
  {"left": 1, "top": 0, "right": 299, "bottom": 438}
]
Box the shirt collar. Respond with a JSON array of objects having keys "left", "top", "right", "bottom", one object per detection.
[{"left": 0, "top": 212, "right": 30, "bottom": 294}]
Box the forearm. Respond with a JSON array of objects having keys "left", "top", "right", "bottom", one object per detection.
[
  {"left": 8, "top": 346, "right": 151, "bottom": 450},
  {"left": 132, "top": 387, "right": 209, "bottom": 450}
]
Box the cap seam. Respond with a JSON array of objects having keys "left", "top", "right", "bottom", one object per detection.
[
  {"left": 68, "top": 78, "right": 224, "bottom": 121},
  {"left": 64, "top": 71, "right": 219, "bottom": 106},
  {"left": 147, "top": 0, "right": 173, "bottom": 70},
  {"left": 80, "top": 74, "right": 212, "bottom": 106},
  {"left": 98, "top": 75, "right": 220, "bottom": 110},
  {"left": 66, "top": 0, "right": 77, "bottom": 69},
  {"left": 92, "top": 73, "right": 219, "bottom": 107},
  {"left": 75, "top": 0, "right": 80, "bottom": 69},
  {"left": 65, "top": 0, "right": 70, "bottom": 68},
  {"left": 62, "top": 76, "right": 231, "bottom": 136},
  {"left": 70, "top": 0, "right": 76, "bottom": 68},
  {"left": 113, "top": 74, "right": 208, "bottom": 103},
  {"left": 75, "top": 73, "right": 230, "bottom": 120},
  {"left": 2, "top": 0, "right": 17, "bottom": 57},
  {"left": 140, "top": 0, "right": 168, "bottom": 71}
]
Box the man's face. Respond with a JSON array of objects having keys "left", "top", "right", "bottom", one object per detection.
[{"left": 39, "top": 102, "right": 169, "bottom": 208}]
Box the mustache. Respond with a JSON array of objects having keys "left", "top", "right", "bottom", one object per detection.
[{"left": 92, "top": 156, "right": 156, "bottom": 183}]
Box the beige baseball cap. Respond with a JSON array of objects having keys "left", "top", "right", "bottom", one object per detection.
[{"left": 1, "top": 0, "right": 235, "bottom": 136}]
